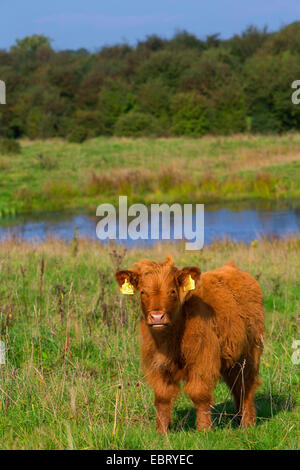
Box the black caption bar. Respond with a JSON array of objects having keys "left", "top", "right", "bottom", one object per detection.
[{"left": 0, "top": 449, "right": 295, "bottom": 464}]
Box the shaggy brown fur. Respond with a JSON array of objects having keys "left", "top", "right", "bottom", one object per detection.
[{"left": 116, "top": 256, "right": 265, "bottom": 433}]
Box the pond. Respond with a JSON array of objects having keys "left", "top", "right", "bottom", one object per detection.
[{"left": 0, "top": 201, "right": 299, "bottom": 248}]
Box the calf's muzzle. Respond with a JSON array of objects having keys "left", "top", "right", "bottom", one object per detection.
[{"left": 149, "top": 310, "right": 167, "bottom": 328}]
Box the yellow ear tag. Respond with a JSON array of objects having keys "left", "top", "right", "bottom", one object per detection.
[
  {"left": 120, "top": 279, "right": 135, "bottom": 295},
  {"left": 184, "top": 274, "right": 195, "bottom": 292}
]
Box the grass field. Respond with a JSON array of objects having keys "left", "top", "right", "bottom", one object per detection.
[
  {"left": 0, "top": 236, "right": 299, "bottom": 450},
  {"left": 1, "top": 133, "right": 300, "bottom": 215}
]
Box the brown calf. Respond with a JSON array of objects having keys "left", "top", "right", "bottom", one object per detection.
[{"left": 116, "top": 256, "right": 265, "bottom": 433}]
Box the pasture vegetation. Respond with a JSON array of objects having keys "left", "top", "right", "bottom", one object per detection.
[
  {"left": 0, "top": 236, "right": 299, "bottom": 450},
  {"left": 0, "top": 133, "right": 300, "bottom": 215}
]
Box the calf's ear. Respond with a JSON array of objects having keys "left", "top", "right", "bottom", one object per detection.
[
  {"left": 177, "top": 266, "right": 201, "bottom": 291},
  {"left": 115, "top": 269, "right": 139, "bottom": 294}
]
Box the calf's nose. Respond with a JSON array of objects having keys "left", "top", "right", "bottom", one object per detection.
[{"left": 150, "top": 311, "right": 165, "bottom": 322}]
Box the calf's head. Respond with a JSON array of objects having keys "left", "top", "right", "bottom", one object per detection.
[{"left": 115, "top": 256, "right": 200, "bottom": 330}]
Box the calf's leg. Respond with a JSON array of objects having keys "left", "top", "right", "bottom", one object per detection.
[
  {"left": 184, "top": 379, "right": 214, "bottom": 430},
  {"left": 222, "top": 353, "right": 261, "bottom": 427},
  {"left": 153, "top": 381, "right": 179, "bottom": 434}
]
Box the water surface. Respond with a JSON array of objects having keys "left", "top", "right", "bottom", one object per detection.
[{"left": 0, "top": 201, "right": 299, "bottom": 247}]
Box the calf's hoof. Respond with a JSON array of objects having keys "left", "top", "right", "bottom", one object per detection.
[
  {"left": 156, "top": 419, "right": 170, "bottom": 434},
  {"left": 240, "top": 413, "right": 256, "bottom": 428}
]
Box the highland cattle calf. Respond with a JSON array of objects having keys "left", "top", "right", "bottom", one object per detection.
[{"left": 116, "top": 256, "right": 265, "bottom": 433}]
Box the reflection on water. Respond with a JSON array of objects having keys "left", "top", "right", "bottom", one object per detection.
[{"left": 0, "top": 201, "right": 300, "bottom": 248}]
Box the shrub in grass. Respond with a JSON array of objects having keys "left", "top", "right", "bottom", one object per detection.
[
  {"left": 57, "top": 116, "right": 74, "bottom": 138},
  {"left": 251, "top": 172, "right": 276, "bottom": 197},
  {"left": 221, "top": 176, "right": 245, "bottom": 196},
  {"left": 157, "top": 165, "right": 187, "bottom": 192},
  {"left": 15, "top": 185, "right": 33, "bottom": 202},
  {"left": 73, "top": 109, "right": 105, "bottom": 138},
  {"left": 85, "top": 168, "right": 155, "bottom": 196},
  {"left": 37, "top": 152, "right": 59, "bottom": 170},
  {"left": 42, "top": 181, "right": 79, "bottom": 200},
  {"left": 114, "top": 112, "right": 159, "bottom": 137},
  {"left": 0, "top": 138, "right": 21, "bottom": 155},
  {"left": 199, "top": 173, "right": 219, "bottom": 194},
  {"left": 67, "top": 126, "right": 88, "bottom": 143}
]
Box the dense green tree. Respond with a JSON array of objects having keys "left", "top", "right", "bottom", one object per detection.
[
  {"left": 169, "top": 30, "right": 206, "bottom": 51},
  {"left": 137, "top": 78, "right": 172, "bottom": 120},
  {"left": 244, "top": 51, "right": 300, "bottom": 132},
  {"left": 11, "top": 35, "right": 51, "bottom": 53},
  {"left": 171, "top": 92, "right": 210, "bottom": 136},
  {"left": 98, "top": 79, "right": 136, "bottom": 134},
  {"left": 136, "top": 49, "right": 194, "bottom": 90},
  {"left": 260, "top": 22, "right": 300, "bottom": 55},
  {"left": 227, "top": 25, "right": 269, "bottom": 62},
  {"left": 0, "top": 24, "right": 300, "bottom": 139},
  {"left": 137, "top": 35, "right": 167, "bottom": 52}
]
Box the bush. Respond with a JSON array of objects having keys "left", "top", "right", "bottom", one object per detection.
[
  {"left": 99, "top": 79, "right": 136, "bottom": 134},
  {"left": 137, "top": 78, "right": 171, "bottom": 119},
  {"left": 0, "top": 138, "right": 21, "bottom": 155},
  {"left": 170, "top": 92, "right": 210, "bottom": 136},
  {"left": 58, "top": 110, "right": 104, "bottom": 140},
  {"left": 250, "top": 103, "right": 282, "bottom": 133},
  {"left": 208, "top": 83, "right": 247, "bottom": 134},
  {"left": 37, "top": 152, "right": 59, "bottom": 170},
  {"left": 73, "top": 110, "right": 105, "bottom": 138},
  {"left": 67, "top": 126, "right": 88, "bottom": 143},
  {"left": 26, "top": 107, "right": 56, "bottom": 139},
  {"left": 114, "top": 112, "right": 159, "bottom": 137},
  {"left": 136, "top": 50, "right": 192, "bottom": 90},
  {"left": 56, "top": 116, "right": 74, "bottom": 138}
]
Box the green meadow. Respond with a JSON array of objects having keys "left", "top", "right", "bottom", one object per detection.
[
  {"left": 0, "top": 237, "right": 298, "bottom": 450},
  {"left": 1, "top": 133, "right": 300, "bottom": 215}
]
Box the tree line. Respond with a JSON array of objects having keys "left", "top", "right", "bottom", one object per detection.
[{"left": 1, "top": 22, "right": 300, "bottom": 141}]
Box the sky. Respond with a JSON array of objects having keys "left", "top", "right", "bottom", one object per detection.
[{"left": 1, "top": 0, "right": 300, "bottom": 51}]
